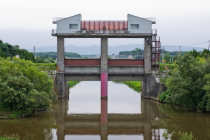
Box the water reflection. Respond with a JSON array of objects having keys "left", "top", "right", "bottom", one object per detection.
[{"left": 54, "top": 98, "right": 168, "bottom": 140}]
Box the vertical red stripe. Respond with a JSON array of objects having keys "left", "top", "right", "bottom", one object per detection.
[{"left": 101, "top": 73, "right": 108, "bottom": 98}]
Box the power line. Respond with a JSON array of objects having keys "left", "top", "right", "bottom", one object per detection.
[{"left": 181, "top": 42, "right": 208, "bottom": 47}]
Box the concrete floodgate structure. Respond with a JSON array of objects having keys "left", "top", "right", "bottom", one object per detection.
[{"left": 52, "top": 14, "right": 164, "bottom": 100}]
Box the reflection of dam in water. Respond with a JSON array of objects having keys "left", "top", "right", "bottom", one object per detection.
[{"left": 55, "top": 98, "right": 168, "bottom": 140}]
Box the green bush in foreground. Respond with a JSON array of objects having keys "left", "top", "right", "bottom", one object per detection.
[
  {"left": 159, "top": 54, "right": 210, "bottom": 111},
  {"left": 0, "top": 58, "right": 55, "bottom": 117}
]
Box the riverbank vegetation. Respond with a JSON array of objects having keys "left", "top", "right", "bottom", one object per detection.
[
  {"left": 114, "top": 81, "right": 141, "bottom": 92},
  {"left": 68, "top": 81, "right": 80, "bottom": 89},
  {"left": 159, "top": 49, "right": 210, "bottom": 112},
  {"left": 0, "top": 58, "right": 56, "bottom": 118}
]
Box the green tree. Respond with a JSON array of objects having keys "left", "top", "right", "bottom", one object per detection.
[
  {"left": 0, "top": 76, "right": 51, "bottom": 115},
  {"left": 0, "top": 48, "right": 5, "bottom": 58},
  {"left": 189, "top": 49, "right": 200, "bottom": 58},
  {"left": 160, "top": 53, "right": 210, "bottom": 111},
  {"left": 201, "top": 49, "right": 210, "bottom": 58},
  {"left": 35, "top": 57, "right": 45, "bottom": 63},
  {"left": 0, "top": 58, "right": 55, "bottom": 117}
]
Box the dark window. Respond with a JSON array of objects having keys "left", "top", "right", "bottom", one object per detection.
[
  {"left": 130, "top": 24, "right": 139, "bottom": 29},
  {"left": 69, "top": 24, "right": 78, "bottom": 29}
]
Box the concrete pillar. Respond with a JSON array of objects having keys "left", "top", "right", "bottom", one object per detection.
[
  {"left": 142, "top": 38, "right": 152, "bottom": 98},
  {"left": 56, "top": 73, "right": 65, "bottom": 99},
  {"left": 57, "top": 36, "right": 65, "bottom": 72},
  {"left": 56, "top": 37, "right": 65, "bottom": 98},
  {"left": 101, "top": 38, "right": 108, "bottom": 99},
  {"left": 101, "top": 99, "right": 108, "bottom": 140},
  {"left": 144, "top": 38, "right": 152, "bottom": 73}
]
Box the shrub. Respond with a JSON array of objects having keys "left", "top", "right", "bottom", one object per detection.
[
  {"left": 0, "top": 58, "right": 54, "bottom": 117},
  {"left": 162, "top": 53, "right": 210, "bottom": 111},
  {"left": 159, "top": 90, "right": 171, "bottom": 102}
]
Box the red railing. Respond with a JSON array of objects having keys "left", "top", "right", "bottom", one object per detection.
[
  {"left": 81, "top": 21, "right": 128, "bottom": 31},
  {"left": 64, "top": 59, "right": 100, "bottom": 66},
  {"left": 108, "top": 59, "right": 144, "bottom": 66},
  {"left": 64, "top": 59, "right": 144, "bottom": 66}
]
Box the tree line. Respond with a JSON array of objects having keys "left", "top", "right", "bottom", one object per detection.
[
  {"left": 0, "top": 40, "right": 35, "bottom": 62},
  {"left": 35, "top": 52, "right": 81, "bottom": 63},
  {"left": 119, "top": 48, "right": 144, "bottom": 59}
]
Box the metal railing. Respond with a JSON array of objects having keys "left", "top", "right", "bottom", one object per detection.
[
  {"left": 51, "top": 29, "right": 56, "bottom": 35},
  {"left": 152, "top": 29, "right": 157, "bottom": 35}
]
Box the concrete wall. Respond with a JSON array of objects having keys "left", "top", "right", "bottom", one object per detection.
[
  {"left": 57, "top": 14, "right": 81, "bottom": 33},
  {"left": 128, "top": 14, "right": 152, "bottom": 34},
  {"left": 141, "top": 74, "right": 167, "bottom": 100}
]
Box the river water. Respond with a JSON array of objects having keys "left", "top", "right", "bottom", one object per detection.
[{"left": 0, "top": 81, "right": 210, "bottom": 140}]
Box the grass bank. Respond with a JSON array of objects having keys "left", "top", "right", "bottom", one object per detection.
[
  {"left": 68, "top": 81, "right": 80, "bottom": 89},
  {"left": 34, "top": 63, "right": 57, "bottom": 71},
  {"left": 114, "top": 81, "right": 141, "bottom": 93}
]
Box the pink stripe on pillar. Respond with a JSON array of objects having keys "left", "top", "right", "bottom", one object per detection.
[
  {"left": 101, "top": 99, "right": 108, "bottom": 124},
  {"left": 101, "top": 73, "right": 108, "bottom": 99}
]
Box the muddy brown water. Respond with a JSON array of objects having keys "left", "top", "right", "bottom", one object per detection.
[{"left": 0, "top": 81, "right": 210, "bottom": 140}]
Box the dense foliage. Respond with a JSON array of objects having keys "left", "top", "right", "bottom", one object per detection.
[
  {"left": 0, "top": 40, "right": 35, "bottom": 62},
  {"left": 0, "top": 58, "right": 56, "bottom": 117},
  {"left": 159, "top": 50, "right": 210, "bottom": 111}
]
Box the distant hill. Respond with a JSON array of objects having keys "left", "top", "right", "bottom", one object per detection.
[{"left": 28, "top": 44, "right": 206, "bottom": 55}]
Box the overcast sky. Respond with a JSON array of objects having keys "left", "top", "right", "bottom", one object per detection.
[{"left": 0, "top": 0, "right": 209, "bottom": 50}]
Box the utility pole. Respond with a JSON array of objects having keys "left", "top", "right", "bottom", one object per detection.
[
  {"left": 33, "top": 46, "right": 36, "bottom": 59},
  {"left": 172, "top": 50, "right": 174, "bottom": 62},
  {"left": 179, "top": 46, "right": 181, "bottom": 56},
  {"left": 209, "top": 40, "right": 210, "bottom": 51},
  {"left": 162, "top": 47, "right": 165, "bottom": 64}
]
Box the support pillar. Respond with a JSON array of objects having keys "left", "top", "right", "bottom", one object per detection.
[
  {"left": 57, "top": 37, "right": 64, "bottom": 73},
  {"left": 101, "top": 38, "right": 108, "bottom": 99},
  {"left": 56, "top": 73, "right": 65, "bottom": 99},
  {"left": 101, "top": 99, "right": 108, "bottom": 140},
  {"left": 57, "top": 36, "right": 65, "bottom": 98},
  {"left": 142, "top": 38, "right": 152, "bottom": 98}
]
